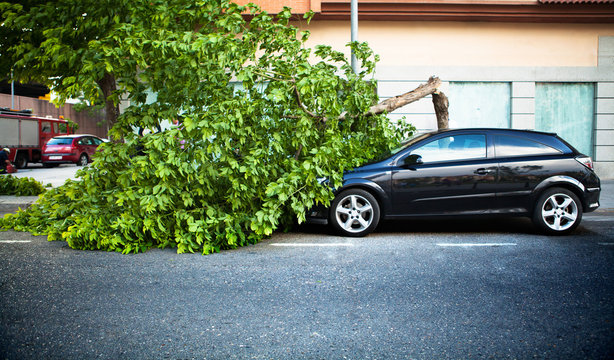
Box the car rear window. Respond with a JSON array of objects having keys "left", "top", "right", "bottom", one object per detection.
[
  {"left": 47, "top": 138, "right": 73, "bottom": 145},
  {"left": 494, "top": 135, "right": 561, "bottom": 157}
]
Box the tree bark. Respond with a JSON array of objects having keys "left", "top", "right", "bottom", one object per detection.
[
  {"left": 338, "top": 76, "right": 444, "bottom": 121},
  {"left": 432, "top": 90, "right": 449, "bottom": 130},
  {"left": 96, "top": 72, "right": 120, "bottom": 138},
  {"left": 365, "top": 76, "right": 441, "bottom": 117}
]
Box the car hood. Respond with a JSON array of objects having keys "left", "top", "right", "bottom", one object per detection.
[{"left": 345, "top": 159, "right": 392, "bottom": 175}]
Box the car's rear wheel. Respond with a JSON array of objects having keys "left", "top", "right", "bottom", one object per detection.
[
  {"left": 77, "top": 154, "right": 89, "bottom": 166},
  {"left": 532, "top": 187, "right": 583, "bottom": 235},
  {"left": 330, "top": 189, "right": 380, "bottom": 237}
]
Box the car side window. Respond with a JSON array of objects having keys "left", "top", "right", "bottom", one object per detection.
[
  {"left": 494, "top": 135, "right": 561, "bottom": 157},
  {"left": 91, "top": 138, "right": 102, "bottom": 145},
  {"left": 409, "top": 134, "right": 486, "bottom": 163}
]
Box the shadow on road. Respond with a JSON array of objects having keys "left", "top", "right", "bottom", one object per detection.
[{"left": 295, "top": 216, "right": 599, "bottom": 237}]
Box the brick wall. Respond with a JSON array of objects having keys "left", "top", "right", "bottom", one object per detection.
[
  {"left": 0, "top": 94, "right": 108, "bottom": 138},
  {"left": 232, "top": 0, "right": 314, "bottom": 13}
]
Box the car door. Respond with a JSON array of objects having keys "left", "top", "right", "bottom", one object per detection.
[
  {"left": 76, "top": 137, "right": 88, "bottom": 155},
  {"left": 86, "top": 137, "right": 100, "bottom": 157},
  {"left": 390, "top": 132, "right": 499, "bottom": 216}
]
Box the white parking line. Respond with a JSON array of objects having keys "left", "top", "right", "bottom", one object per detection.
[
  {"left": 270, "top": 243, "right": 354, "bottom": 247},
  {"left": 598, "top": 243, "right": 614, "bottom": 246},
  {"left": 436, "top": 243, "right": 517, "bottom": 247},
  {"left": 0, "top": 240, "right": 32, "bottom": 244}
]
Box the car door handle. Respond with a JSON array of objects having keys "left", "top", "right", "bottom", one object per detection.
[{"left": 474, "top": 168, "right": 493, "bottom": 175}]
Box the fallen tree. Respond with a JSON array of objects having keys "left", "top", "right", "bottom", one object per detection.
[{"left": 0, "top": 1, "right": 448, "bottom": 254}]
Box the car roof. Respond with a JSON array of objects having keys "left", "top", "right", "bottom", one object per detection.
[
  {"left": 52, "top": 134, "right": 99, "bottom": 139},
  {"left": 415, "top": 127, "right": 576, "bottom": 154},
  {"left": 426, "top": 128, "right": 557, "bottom": 137}
]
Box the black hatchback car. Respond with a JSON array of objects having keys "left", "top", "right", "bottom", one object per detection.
[{"left": 308, "top": 128, "right": 601, "bottom": 236}]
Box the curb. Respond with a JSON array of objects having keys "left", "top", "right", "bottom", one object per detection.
[
  {"left": 0, "top": 196, "right": 39, "bottom": 213},
  {"left": 0, "top": 204, "right": 32, "bottom": 212}
]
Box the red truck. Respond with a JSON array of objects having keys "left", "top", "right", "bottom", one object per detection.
[{"left": 0, "top": 108, "right": 73, "bottom": 168}]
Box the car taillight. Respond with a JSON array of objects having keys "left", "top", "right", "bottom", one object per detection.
[{"left": 575, "top": 156, "right": 594, "bottom": 170}]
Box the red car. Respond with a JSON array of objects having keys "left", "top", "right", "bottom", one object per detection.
[{"left": 42, "top": 135, "right": 107, "bottom": 167}]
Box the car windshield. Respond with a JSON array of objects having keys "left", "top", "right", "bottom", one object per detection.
[
  {"left": 369, "top": 132, "right": 432, "bottom": 163},
  {"left": 47, "top": 138, "right": 73, "bottom": 145}
]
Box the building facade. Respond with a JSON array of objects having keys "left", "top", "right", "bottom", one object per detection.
[{"left": 234, "top": 0, "right": 614, "bottom": 178}]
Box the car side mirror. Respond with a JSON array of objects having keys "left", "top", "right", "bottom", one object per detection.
[{"left": 403, "top": 154, "right": 423, "bottom": 166}]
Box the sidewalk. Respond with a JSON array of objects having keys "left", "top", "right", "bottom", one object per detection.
[
  {"left": 597, "top": 180, "right": 614, "bottom": 212},
  {"left": 1, "top": 181, "right": 613, "bottom": 213}
]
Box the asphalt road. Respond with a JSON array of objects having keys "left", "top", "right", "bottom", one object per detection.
[
  {"left": 1, "top": 215, "right": 613, "bottom": 359},
  {"left": 2, "top": 166, "right": 613, "bottom": 358}
]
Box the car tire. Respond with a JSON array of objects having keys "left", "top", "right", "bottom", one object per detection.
[
  {"left": 77, "top": 154, "right": 89, "bottom": 166},
  {"left": 532, "top": 187, "right": 583, "bottom": 235},
  {"left": 330, "top": 189, "right": 380, "bottom": 237},
  {"left": 15, "top": 154, "right": 27, "bottom": 169}
]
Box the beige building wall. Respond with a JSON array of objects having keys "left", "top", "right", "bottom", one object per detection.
[
  {"left": 300, "top": 21, "right": 614, "bottom": 67},
  {"left": 293, "top": 20, "right": 614, "bottom": 178}
]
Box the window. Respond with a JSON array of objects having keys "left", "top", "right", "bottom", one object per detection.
[
  {"left": 409, "top": 134, "right": 486, "bottom": 163},
  {"left": 494, "top": 135, "right": 561, "bottom": 157},
  {"left": 41, "top": 122, "right": 52, "bottom": 133},
  {"left": 78, "top": 137, "right": 94, "bottom": 145},
  {"left": 47, "top": 138, "right": 73, "bottom": 145}
]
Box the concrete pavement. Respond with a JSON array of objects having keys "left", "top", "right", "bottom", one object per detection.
[
  {"left": 599, "top": 180, "right": 614, "bottom": 211},
  {"left": 9, "top": 163, "right": 81, "bottom": 188},
  {"left": 0, "top": 164, "right": 79, "bottom": 212}
]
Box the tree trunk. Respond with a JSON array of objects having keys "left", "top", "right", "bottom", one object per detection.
[
  {"left": 96, "top": 72, "right": 120, "bottom": 138},
  {"left": 339, "top": 76, "right": 444, "bottom": 121},
  {"left": 432, "top": 90, "right": 449, "bottom": 130},
  {"left": 367, "top": 76, "right": 442, "bottom": 117}
]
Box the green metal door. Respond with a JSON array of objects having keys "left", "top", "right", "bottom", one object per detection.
[
  {"left": 448, "top": 82, "right": 511, "bottom": 129},
  {"left": 535, "top": 83, "right": 594, "bottom": 157}
]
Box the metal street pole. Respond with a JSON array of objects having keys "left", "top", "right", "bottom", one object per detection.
[
  {"left": 351, "top": 0, "right": 358, "bottom": 74},
  {"left": 11, "top": 69, "right": 15, "bottom": 109}
]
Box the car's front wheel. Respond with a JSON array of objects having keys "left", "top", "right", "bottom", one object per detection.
[
  {"left": 532, "top": 187, "right": 583, "bottom": 235},
  {"left": 330, "top": 189, "right": 380, "bottom": 237}
]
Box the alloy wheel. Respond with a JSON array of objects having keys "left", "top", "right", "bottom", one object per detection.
[
  {"left": 335, "top": 194, "right": 375, "bottom": 234},
  {"left": 78, "top": 154, "right": 88, "bottom": 166},
  {"left": 540, "top": 193, "right": 579, "bottom": 232}
]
